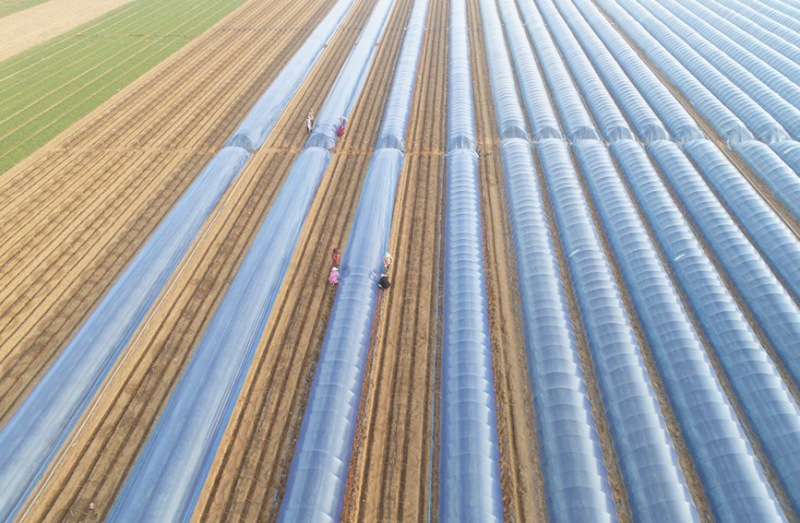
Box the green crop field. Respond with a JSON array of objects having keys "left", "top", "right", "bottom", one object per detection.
[
  {"left": 0, "top": 0, "right": 51, "bottom": 18},
  {"left": 0, "top": 0, "right": 247, "bottom": 175}
]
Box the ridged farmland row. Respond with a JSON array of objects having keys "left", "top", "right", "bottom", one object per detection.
[
  {"left": 0, "top": 0, "right": 249, "bottom": 173},
  {"left": 2, "top": 0, "right": 374, "bottom": 519},
  {"left": 109, "top": 0, "right": 399, "bottom": 517}
]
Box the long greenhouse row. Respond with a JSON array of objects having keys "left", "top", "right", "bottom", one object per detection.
[{"left": 1, "top": 0, "right": 800, "bottom": 520}]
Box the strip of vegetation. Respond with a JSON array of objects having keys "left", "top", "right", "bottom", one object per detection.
[
  {"left": 0, "top": 0, "right": 247, "bottom": 174},
  {"left": 0, "top": 0, "right": 51, "bottom": 19}
]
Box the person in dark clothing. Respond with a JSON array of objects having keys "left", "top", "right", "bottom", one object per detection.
[
  {"left": 378, "top": 273, "right": 391, "bottom": 290},
  {"left": 332, "top": 248, "right": 342, "bottom": 267}
]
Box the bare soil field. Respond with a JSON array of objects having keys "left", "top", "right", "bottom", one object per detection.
[{"left": 0, "top": 0, "right": 134, "bottom": 62}]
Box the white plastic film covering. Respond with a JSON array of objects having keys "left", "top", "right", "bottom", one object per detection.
[
  {"left": 538, "top": 139, "right": 697, "bottom": 523},
  {"left": 438, "top": 0, "right": 504, "bottom": 519},
  {"left": 533, "top": 0, "right": 634, "bottom": 142},
  {"left": 683, "top": 140, "right": 800, "bottom": 302},
  {"left": 649, "top": 139, "right": 800, "bottom": 405},
  {"left": 376, "top": 0, "right": 428, "bottom": 150},
  {"left": 734, "top": 140, "right": 800, "bottom": 221},
  {"left": 550, "top": 0, "right": 669, "bottom": 142},
  {"left": 0, "top": 146, "right": 250, "bottom": 523},
  {"left": 576, "top": 140, "right": 787, "bottom": 523},
  {"left": 568, "top": 0, "right": 704, "bottom": 142},
  {"left": 772, "top": 140, "right": 800, "bottom": 177},
  {"left": 593, "top": 0, "right": 758, "bottom": 144},
  {"left": 670, "top": 0, "right": 800, "bottom": 87},
  {"left": 631, "top": 0, "right": 800, "bottom": 139},
  {"left": 516, "top": 0, "right": 600, "bottom": 141},
  {"left": 310, "top": 0, "right": 397, "bottom": 150},
  {"left": 277, "top": 149, "right": 405, "bottom": 523},
  {"left": 501, "top": 139, "right": 617, "bottom": 522},
  {"left": 495, "top": 0, "right": 562, "bottom": 140},
  {"left": 601, "top": 0, "right": 789, "bottom": 143},
  {"left": 278, "top": 0, "right": 429, "bottom": 518},
  {"left": 480, "top": 0, "right": 617, "bottom": 517},
  {"left": 614, "top": 139, "right": 800, "bottom": 515},
  {"left": 693, "top": 0, "right": 800, "bottom": 63},
  {"left": 479, "top": 0, "right": 528, "bottom": 140},
  {"left": 440, "top": 147, "right": 504, "bottom": 522}
]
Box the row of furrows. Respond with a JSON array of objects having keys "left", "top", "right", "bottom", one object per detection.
[
  {"left": 0, "top": 149, "right": 213, "bottom": 422},
  {"left": 0, "top": 0, "right": 333, "bottom": 422},
  {"left": 19, "top": 150, "right": 299, "bottom": 522},
  {"left": 0, "top": 0, "right": 325, "bottom": 234},
  {"left": 343, "top": 0, "right": 447, "bottom": 518},
  {"left": 187, "top": 0, "right": 417, "bottom": 519},
  {"left": 16, "top": 0, "right": 383, "bottom": 519},
  {"left": 0, "top": 0, "right": 326, "bottom": 262},
  {"left": 0, "top": 1, "right": 302, "bottom": 338}
]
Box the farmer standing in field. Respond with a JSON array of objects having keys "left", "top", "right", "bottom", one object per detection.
[
  {"left": 378, "top": 252, "right": 393, "bottom": 290},
  {"left": 306, "top": 110, "right": 314, "bottom": 133},
  {"left": 328, "top": 266, "right": 339, "bottom": 286},
  {"left": 336, "top": 115, "right": 347, "bottom": 137}
]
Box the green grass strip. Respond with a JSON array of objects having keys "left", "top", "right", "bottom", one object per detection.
[
  {"left": 0, "top": 0, "right": 247, "bottom": 174},
  {"left": 0, "top": 0, "right": 51, "bottom": 18}
]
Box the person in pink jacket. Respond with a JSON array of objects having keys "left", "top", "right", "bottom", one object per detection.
[{"left": 328, "top": 266, "right": 340, "bottom": 286}]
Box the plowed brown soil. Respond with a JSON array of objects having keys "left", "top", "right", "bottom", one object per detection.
[
  {"left": 342, "top": 0, "right": 446, "bottom": 520},
  {"left": 15, "top": 0, "right": 386, "bottom": 519},
  {"left": 0, "top": 0, "right": 135, "bottom": 62},
  {"left": 0, "top": 0, "right": 339, "bottom": 425}
]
